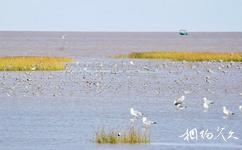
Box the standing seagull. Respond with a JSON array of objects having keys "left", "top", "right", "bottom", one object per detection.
[
  {"left": 223, "top": 106, "right": 234, "bottom": 117},
  {"left": 142, "top": 117, "right": 157, "bottom": 127},
  {"left": 174, "top": 95, "right": 187, "bottom": 110},
  {"left": 203, "top": 97, "right": 214, "bottom": 111},
  {"left": 130, "top": 108, "right": 143, "bottom": 119},
  {"left": 61, "top": 34, "right": 66, "bottom": 40},
  {"left": 129, "top": 61, "right": 135, "bottom": 65},
  {"left": 239, "top": 105, "right": 242, "bottom": 112},
  {"left": 174, "top": 95, "right": 185, "bottom": 106}
]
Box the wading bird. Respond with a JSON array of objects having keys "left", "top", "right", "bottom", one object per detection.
[
  {"left": 223, "top": 106, "right": 234, "bottom": 117},
  {"left": 142, "top": 117, "right": 157, "bottom": 127},
  {"left": 130, "top": 108, "right": 143, "bottom": 119},
  {"left": 174, "top": 95, "right": 187, "bottom": 110},
  {"left": 203, "top": 97, "right": 214, "bottom": 111},
  {"left": 239, "top": 105, "right": 242, "bottom": 112}
]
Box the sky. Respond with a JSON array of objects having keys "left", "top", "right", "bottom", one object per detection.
[{"left": 0, "top": 0, "right": 242, "bottom": 32}]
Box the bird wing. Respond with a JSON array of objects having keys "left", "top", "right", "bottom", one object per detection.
[
  {"left": 207, "top": 99, "right": 214, "bottom": 104},
  {"left": 177, "top": 96, "right": 185, "bottom": 102},
  {"left": 134, "top": 110, "right": 142, "bottom": 117}
]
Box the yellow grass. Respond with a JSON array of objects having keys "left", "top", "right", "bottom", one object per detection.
[
  {"left": 95, "top": 127, "right": 150, "bottom": 144},
  {"left": 124, "top": 51, "right": 242, "bottom": 62},
  {"left": 0, "top": 56, "right": 73, "bottom": 71}
]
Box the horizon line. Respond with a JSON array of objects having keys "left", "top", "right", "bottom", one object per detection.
[{"left": 1, "top": 30, "right": 242, "bottom": 33}]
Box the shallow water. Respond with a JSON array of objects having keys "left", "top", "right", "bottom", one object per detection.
[
  {"left": 0, "top": 32, "right": 242, "bottom": 57},
  {"left": 0, "top": 58, "right": 242, "bottom": 149}
]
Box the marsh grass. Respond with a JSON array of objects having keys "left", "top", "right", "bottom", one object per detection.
[
  {"left": 124, "top": 51, "right": 242, "bottom": 62},
  {"left": 95, "top": 127, "right": 150, "bottom": 144},
  {"left": 0, "top": 56, "right": 73, "bottom": 71}
]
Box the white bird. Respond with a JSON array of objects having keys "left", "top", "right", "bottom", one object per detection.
[
  {"left": 205, "top": 76, "right": 210, "bottom": 83},
  {"left": 142, "top": 117, "right": 157, "bottom": 127},
  {"left": 117, "top": 132, "right": 121, "bottom": 137},
  {"left": 174, "top": 95, "right": 185, "bottom": 106},
  {"left": 239, "top": 105, "right": 242, "bottom": 112},
  {"left": 203, "top": 97, "right": 214, "bottom": 105},
  {"left": 176, "top": 104, "right": 187, "bottom": 110},
  {"left": 130, "top": 108, "right": 143, "bottom": 119},
  {"left": 174, "top": 95, "right": 187, "bottom": 110},
  {"left": 184, "top": 90, "right": 190, "bottom": 95},
  {"left": 129, "top": 61, "right": 135, "bottom": 65},
  {"left": 61, "top": 34, "right": 66, "bottom": 39},
  {"left": 203, "top": 102, "right": 209, "bottom": 111},
  {"left": 207, "top": 69, "right": 214, "bottom": 73},
  {"left": 31, "top": 66, "right": 36, "bottom": 71},
  {"left": 223, "top": 106, "right": 234, "bottom": 116},
  {"left": 130, "top": 118, "right": 136, "bottom": 124},
  {"left": 143, "top": 66, "right": 150, "bottom": 71},
  {"left": 203, "top": 97, "right": 214, "bottom": 110}
]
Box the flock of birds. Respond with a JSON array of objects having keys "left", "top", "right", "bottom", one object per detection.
[
  {"left": 173, "top": 95, "right": 242, "bottom": 118},
  {"left": 128, "top": 94, "right": 242, "bottom": 129},
  {"left": 129, "top": 96, "right": 242, "bottom": 129},
  {"left": 130, "top": 107, "right": 157, "bottom": 128},
  {"left": 1, "top": 59, "right": 242, "bottom": 119},
  {"left": 1, "top": 59, "right": 242, "bottom": 99}
]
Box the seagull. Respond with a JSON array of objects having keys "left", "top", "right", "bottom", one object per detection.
[
  {"left": 203, "top": 98, "right": 213, "bottom": 111},
  {"left": 184, "top": 90, "right": 190, "bottom": 95},
  {"left": 143, "top": 66, "right": 150, "bottom": 71},
  {"left": 142, "top": 117, "right": 157, "bottom": 127},
  {"left": 176, "top": 104, "right": 187, "bottom": 110},
  {"left": 207, "top": 69, "right": 214, "bottom": 73},
  {"left": 205, "top": 76, "right": 210, "bottom": 83},
  {"left": 130, "top": 118, "right": 136, "bottom": 124},
  {"left": 130, "top": 108, "right": 143, "bottom": 119},
  {"left": 239, "top": 105, "right": 242, "bottom": 112},
  {"left": 203, "top": 97, "right": 214, "bottom": 105},
  {"left": 31, "top": 66, "right": 36, "bottom": 71},
  {"left": 174, "top": 95, "right": 187, "bottom": 110},
  {"left": 203, "top": 102, "right": 209, "bottom": 110},
  {"left": 61, "top": 34, "right": 66, "bottom": 39},
  {"left": 174, "top": 95, "right": 185, "bottom": 106},
  {"left": 223, "top": 106, "right": 234, "bottom": 117},
  {"left": 129, "top": 61, "right": 135, "bottom": 65}
]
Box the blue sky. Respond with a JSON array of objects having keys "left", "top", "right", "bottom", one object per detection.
[{"left": 0, "top": 0, "right": 242, "bottom": 31}]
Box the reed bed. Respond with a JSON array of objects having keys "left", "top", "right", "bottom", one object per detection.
[
  {"left": 126, "top": 51, "right": 242, "bottom": 62},
  {"left": 95, "top": 127, "right": 150, "bottom": 144},
  {"left": 0, "top": 56, "right": 73, "bottom": 71}
]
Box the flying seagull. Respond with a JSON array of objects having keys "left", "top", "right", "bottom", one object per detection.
[
  {"left": 142, "top": 117, "right": 157, "bottom": 127},
  {"left": 130, "top": 108, "right": 143, "bottom": 119},
  {"left": 223, "top": 106, "right": 234, "bottom": 117}
]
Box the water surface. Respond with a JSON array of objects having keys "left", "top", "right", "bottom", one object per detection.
[{"left": 0, "top": 58, "right": 241, "bottom": 149}]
